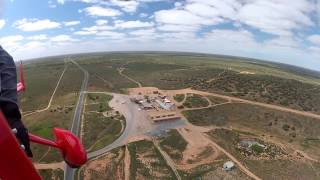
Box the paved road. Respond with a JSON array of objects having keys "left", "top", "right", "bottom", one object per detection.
[
  {"left": 64, "top": 59, "right": 89, "bottom": 180},
  {"left": 87, "top": 92, "right": 186, "bottom": 159},
  {"left": 88, "top": 94, "right": 141, "bottom": 159}
]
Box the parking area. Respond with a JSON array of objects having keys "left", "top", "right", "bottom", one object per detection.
[{"left": 128, "top": 87, "right": 182, "bottom": 123}]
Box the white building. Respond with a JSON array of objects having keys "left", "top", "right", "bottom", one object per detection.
[
  {"left": 155, "top": 99, "right": 174, "bottom": 110},
  {"left": 223, "top": 161, "right": 235, "bottom": 171}
]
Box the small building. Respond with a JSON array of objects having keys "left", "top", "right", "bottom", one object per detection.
[
  {"left": 155, "top": 99, "right": 175, "bottom": 110},
  {"left": 147, "top": 111, "right": 181, "bottom": 123},
  {"left": 239, "top": 139, "right": 265, "bottom": 149},
  {"left": 223, "top": 161, "right": 235, "bottom": 171},
  {"left": 141, "top": 101, "right": 153, "bottom": 110},
  {"left": 164, "top": 98, "right": 171, "bottom": 103}
]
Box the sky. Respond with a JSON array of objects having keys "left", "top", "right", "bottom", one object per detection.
[{"left": 0, "top": 0, "right": 320, "bottom": 70}]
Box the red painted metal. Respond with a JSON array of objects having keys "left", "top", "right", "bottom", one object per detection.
[
  {"left": 29, "top": 134, "right": 60, "bottom": 148},
  {"left": 29, "top": 129, "right": 87, "bottom": 168},
  {"left": 0, "top": 62, "right": 87, "bottom": 179},
  {"left": 0, "top": 111, "right": 41, "bottom": 180},
  {"left": 17, "top": 61, "right": 25, "bottom": 93}
]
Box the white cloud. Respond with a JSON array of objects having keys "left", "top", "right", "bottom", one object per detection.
[
  {"left": 115, "top": 20, "right": 154, "bottom": 29},
  {"left": 48, "top": 0, "right": 57, "bottom": 8},
  {"left": 63, "top": 21, "right": 80, "bottom": 26},
  {"left": 27, "top": 34, "right": 48, "bottom": 41},
  {"left": 51, "top": 35, "right": 77, "bottom": 42},
  {"left": 157, "top": 24, "right": 199, "bottom": 32},
  {"left": 83, "top": 25, "right": 115, "bottom": 31},
  {"left": 307, "top": 35, "right": 320, "bottom": 45},
  {"left": 0, "top": 35, "right": 25, "bottom": 54},
  {"left": 238, "top": 0, "right": 315, "bottom": 36},
  {"left": 13, "top": 19, "right": 61, "bottom": 31},
  {"left": 96, "top": 31, "right": 125, "bottom": 39},
  {"left": 0, "top": 19, "right": 5, "bottom": 29},
  {"left": 318, "top": 1, "right": 320, "bottom": 25},
  {"left": 2, "top": 0, "right": 320, "bottom": 70},
  {"left": 154, "top": 0, "right": 242, "bottom": 33},
  {"left": 74, "top": 23, "right": 115, "bottom": 36},
  {"left": 264, "top": 36, "right": 300, "bottom": 48},
  {"left": 158, "top": 32, "right": 197, "bottom": 42},
  {"left": 83, "top": 6, "right": 122, "bottom": 17},
  {"left": 49, "top": 4, "right": 57, "bottom": 8},
  {"left": 77, "top": 0, "right": 141, "bottom": 12},
  {"left": 24, "top": 41, "right": 48, "bottom": 49},
  {"left": 185, "top": 0, "right": 240, "bottom": 20},
  {"left": 108, "top": 0, "right": 139, "bottom": 13},
  {"left": 130, "top": 28, "right": 156, "bottom": 36},
  {"left": 95, "top": 19, "right": 108, "bottom": 25},
  {"left": 174, "top": 2, "right": 183, "bottom": 7},
  {"left": 308, "top": 46, "right": 320, "bottom": 56},
  {"left": 154, "top": 0, "right": 316, "bottom": 37},
  {"left": 139, "top": 13, "right": 148, "bottom": 18},
  {"left": 0, "top": 35, "right": 24, "bottom": 45},
  {"left": 74, "top": 30, "right": 97, "bottom": 35},
  {"left": 205, "top": 29, "right": 257, "bottom": 46},
  {"left": 57, "top": 0, "right": 64, "bottom": 4},
  {"left": 155, "top": 9, "right": 220, "bottom": 27}
]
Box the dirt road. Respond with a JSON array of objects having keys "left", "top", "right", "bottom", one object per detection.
[
  {"left": 117, "top": 68, "right": 142, "bottom": 87},
  {"left": 23, "top": 64, "right": 68, "bottom": 117},
  {"left": 168, "top": 88, "right": 320, "bottom": 120},
  {"left": 178, "top": 124, "right": 261, "bottom": 180},
  {"left": 34, "top": 162, "right": 64, "bottom": 170},
  {"left": 124, "top": 146, "right": 130, "bottom": 180},
  {"left": 153, "top": 140, "right": 182, "bottom": 180}
]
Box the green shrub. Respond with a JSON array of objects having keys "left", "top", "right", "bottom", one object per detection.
[
  {"left": 251, "top": 144, "right": 264, "bottom": 154},
  {"left": 174, "top": 94, "right": 185, "bottom": 102},
  {"left": 282, "top": 124, "right": 290, "bottom": 131}
]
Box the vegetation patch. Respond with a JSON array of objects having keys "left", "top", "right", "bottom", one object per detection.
[
  {"left": 182, "top": 107, "right": 228, "bottom": 126},
  {"left": 83, "top": 112, "right": 123, "bottom": 151},
  {"left": 245, "top": 159, "right": 320, "bottom": 180},
  {"left": 83, "top": 94, "right": 125, "bottom": 151},
  {"left": 87, "top": 93, "right": 113, "bottom": 112},
  {"left": 178, "top": 154, "right": 249, "bottom": 180},
  {"left": 38, "top": 169, "right": 64, "bottom": 180},
  {"left": 250, "top": 144, "right": 264, "bottom": 154},
  {"left": 174, "top": 94, "right": 185, "bottom": 103},
  {"left": 193, "top": 70, "right": 320, "bottom": 114},
  {"left": 188, "top": 103, "right": 320, "bottom": 159},
  {"left": 128, "top": 140, "right": 176, "bottom": 180},
  {"left": 183, "top": 94, "right": 209, "bottom": 108},
  {"left": 206, "top": 96, "right": 228, "bottom": 104},
  {"left": 79, "top": 146, "right": 125, "bottom": 180},
  {"left": 20, "top": 61, "right": 66, "bottom": 111},
  {"left": 79, "top": 60, "right": 137, "bottom": 93},
  {"left": 206, "top": 128, "right": 320, "bottom": 179},
  {"left": 159, "top": 129, "right": 188, "bottom": 161}
]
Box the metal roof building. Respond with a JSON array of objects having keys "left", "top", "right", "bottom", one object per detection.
[{"left": 223, "top": 161, "right": 235, "bottom": 171}]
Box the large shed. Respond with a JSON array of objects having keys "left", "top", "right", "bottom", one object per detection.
[{"left": 223, "top": 161, "right": 235, "bottom": 171}]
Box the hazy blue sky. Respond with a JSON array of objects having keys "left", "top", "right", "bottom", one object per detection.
[{"left": 0, "top": 0, "right": 320, "bottom": 70}]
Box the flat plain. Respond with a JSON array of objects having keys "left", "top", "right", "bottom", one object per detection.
[{"left": 20, "top": 52, "right": 320, "bottom": 180}]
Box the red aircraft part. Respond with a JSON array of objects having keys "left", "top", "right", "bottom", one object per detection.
[
  {"left": 17, "top": 61, "right": 25, "bottom": 93},
  {"left": 16, "top": 62, "right": 87, "bottom": 166},
  {"left": 0, "top": 111, "right": 41, "bottom": 180},
  {"left": 29, "top": 129, "right": 87, "bottom": 168},
  {"left": 0, "top": 61, "right": 87, "bottom": 180}
]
